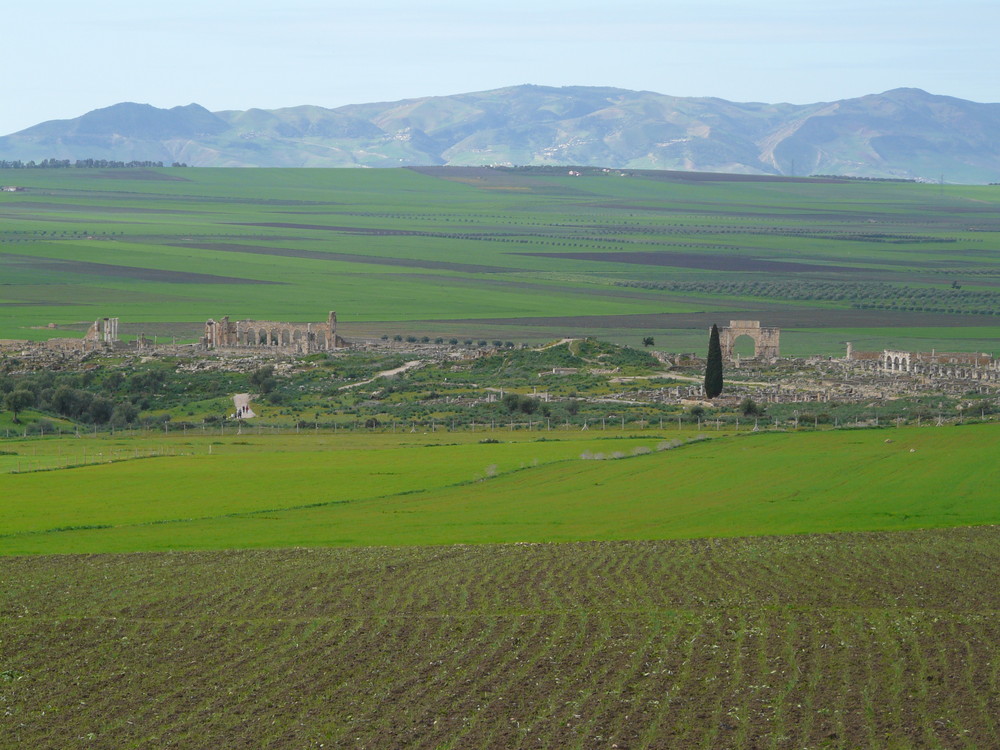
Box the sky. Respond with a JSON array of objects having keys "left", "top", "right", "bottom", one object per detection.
[{"left": 3, "top": 0, "right": 998, "bottom": 135}]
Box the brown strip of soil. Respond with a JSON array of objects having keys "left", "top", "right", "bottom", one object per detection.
[
  {"left": 517, "top": 250, "right": 868, "bottom": 273},
  {"left": 3, "top": 254, "right": 280, "bottom": 285},
  {"left": 168, "top": 242, "right": 514, "bottom": 274},
  {"left": 430, "top": 308, "right": 998, "bottom": 330}
]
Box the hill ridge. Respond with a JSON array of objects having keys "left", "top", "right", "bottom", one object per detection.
[{"left": 2, "top": 85, "right": 999, "bottom": 182}]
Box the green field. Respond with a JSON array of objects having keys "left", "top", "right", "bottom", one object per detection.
[
  {"left": 3, "top": 414, "right": 998, "bottom": 748},
  {"left": 3, "top": 166, "right": 999, "bottom": 748},
  {"left": 2, "top": 423, "right": 997, "bottom": 556},
  {"left": 2, "top": 166, "right": 999, "bottom": 354},
  {"left": 3, "top": 527, "right": 997, "bottom": 748}
]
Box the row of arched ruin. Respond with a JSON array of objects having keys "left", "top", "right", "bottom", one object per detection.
[
  {"left": 202, "top": 312, "right": 344, "bottom": 353},
  {"left": 878, "top": 351, "right": 999, "bottom": 381}
]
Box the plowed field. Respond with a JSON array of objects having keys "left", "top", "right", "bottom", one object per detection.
[{"left": 2, "top": 527, "right": 997, "bottom": 749}]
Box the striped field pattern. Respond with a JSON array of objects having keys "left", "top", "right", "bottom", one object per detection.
[{"left": 2, "top": 526, "right": 997, "bottom": 748}]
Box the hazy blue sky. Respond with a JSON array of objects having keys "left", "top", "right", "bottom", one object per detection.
[{"left": 5, "top": 0, "right": 997, "bottom": 134}]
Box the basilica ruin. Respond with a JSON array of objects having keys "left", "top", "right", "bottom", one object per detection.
[
  {"left": 81, "top": 317, "right": 121, "bottom": 351},
  {"left": 201, "top": 311, "right": 346, "bottom": 353},
  {"left": 846, "top": 345, "right": 1000, "bottom": 383}
]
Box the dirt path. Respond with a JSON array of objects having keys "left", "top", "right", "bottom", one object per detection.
[
  {"left": 534, "top": 337, "right": 578, "bottom": 351},
  {"left": 339, "top": 360, "right": 425, "bottom": 390}
]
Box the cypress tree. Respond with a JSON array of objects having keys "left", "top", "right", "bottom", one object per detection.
[{"left": 704, "top": 324, "right": 723, "bottom": 398}]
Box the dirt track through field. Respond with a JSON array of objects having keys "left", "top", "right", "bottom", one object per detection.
[{"left": 339, "top": 359, "right": 424, "bottom": 390}]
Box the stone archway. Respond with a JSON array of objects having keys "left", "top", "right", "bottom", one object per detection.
[{"left": 717, "top": 320, "right": 780, "bottom": 360}]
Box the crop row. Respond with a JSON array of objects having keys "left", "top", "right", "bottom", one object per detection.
[
  {"left": 2, "top": 527, "right": 996, "bottom": 748},
  {"left": 619, "top": 279, "right": 1000, "bottom": 315}
]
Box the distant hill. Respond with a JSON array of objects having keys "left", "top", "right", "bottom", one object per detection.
[{"left": 2, "top": 86, "right": 999, "bottom": 182}]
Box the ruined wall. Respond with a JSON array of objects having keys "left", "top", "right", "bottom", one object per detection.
[
  {"left": 81, "top": 317, "right": 122, "bottom": 351},
  {"left": 877, "top": 349, "right": 999, "bottom": 381},
  {"left": 717, "top": 320, "right": 780, "bottom": 360},
  {"left": 202, "top": 311, "right": 345, "bottom": 353}
]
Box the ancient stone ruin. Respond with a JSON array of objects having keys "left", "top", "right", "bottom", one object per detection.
[
  {"left": 847, "top": 345, "right": 999, "bottom": 382},
  {"left": 717, "top": 320, "right": 780, "bottom": 361},
  {"left": 201, "top": 311, "right": 346, "bottom": 353},
  {"left": 81, "top": 317, "right": 123, "bottom": 351}
]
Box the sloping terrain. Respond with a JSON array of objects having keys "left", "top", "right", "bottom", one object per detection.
[
  {"left": 2, "top": 424, "right": 998, "bottom": 555},
  {"left": 2, "top": 86, "right": 999, "bottom": 180}
]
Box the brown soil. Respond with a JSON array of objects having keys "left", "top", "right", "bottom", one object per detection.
[
  {"left": 92, "top": 169, "right": 191, "bottom": 181},
  {"left": 2, "top": 527, "right": 996, "bottom": 749},
  {"left": 518, "top": 250, "right": 868, "bottom": 273},
  {"left": 629, "top": 168, "right": 845, "bottom": 183},
  {"left": 231, "top": 221, "right": 503, "bottom": 237},
  {"left": 443, "top": 307, "right": 999, "bottom": 330},
  {"left": 0, "top": 202, "right": 198, "bottom": 215},
  {"left": 408, "top": 165, "right": 843, "bottom": 184},
  {"left": 373, "top": 272, "right": 695, "bottom": 303},
  {"left": 3, "top": 254, "right": 280, "bottom": 285},
  {"left": 170, "top": 242, "right": 514, "bottom": 274}
]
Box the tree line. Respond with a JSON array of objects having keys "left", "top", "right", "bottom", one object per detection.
[{"left": 0, "top": 159, "right": 188, "bottom": 169}]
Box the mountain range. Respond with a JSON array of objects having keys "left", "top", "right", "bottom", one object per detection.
[{"left": 2, "top": 85, "right": 999, "bottom": 182}]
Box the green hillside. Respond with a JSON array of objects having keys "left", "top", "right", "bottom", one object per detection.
[
  {"left": 2, "top": 423, "right": 997, "bottom": 556},
  {"left": 3, "top": 86, "right": 1000, "bottom": 180}
]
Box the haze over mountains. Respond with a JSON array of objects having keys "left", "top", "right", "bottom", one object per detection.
[{"left": 2, "top": 85, "right": 998, "bottom": 182}]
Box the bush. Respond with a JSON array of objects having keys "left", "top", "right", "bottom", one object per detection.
[
  {"left": 249, "top": 366, "right": 275, "bottom": 392},
  {"left": 502, "top": 393, "right": 540, "bottom": 415},
  {"left": 110, "top": 403, "right": 138, "bottom": 427},
  {"left": 87, "top": 396, "right": 115, "bottom": 424}
]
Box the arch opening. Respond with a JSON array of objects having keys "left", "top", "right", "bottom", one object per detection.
[{"left": 732, "top": 334, "right": 756, "bottom": 359}]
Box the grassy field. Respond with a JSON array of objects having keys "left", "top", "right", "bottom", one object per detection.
[
  {"left": 2, "top": 526, "right": 997, "bottom": 748},
  {"left": 3, "top": 167, "right": 999, "bottom": 748},
  {"left": 2, "top": 422, "right": 997, "bottom": 556},
  {"left": 2, "top": 166, "right": 999, "bottom": 354}
]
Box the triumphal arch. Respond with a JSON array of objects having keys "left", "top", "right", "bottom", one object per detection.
[
  {"left": 202, "top": 311, "right": 345, "bottom": 353},
  {"left": 717, "top": 320, "right": 780, "bottom": 360}
]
